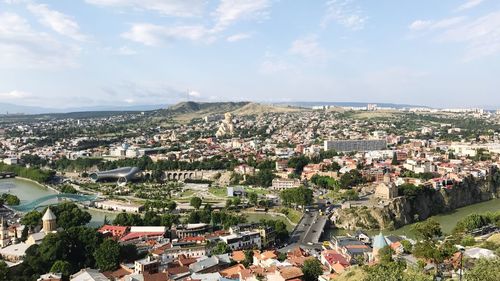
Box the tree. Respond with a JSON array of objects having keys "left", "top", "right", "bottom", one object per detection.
[
  {"left": 411, "top": 218, "right": 442, "bottom": 240},
  {"left": 378, "top": 246, "right": 394, "bottom": 264},
  {"left": 113, "top": 213, "right": 143, "bottom": 226},
  {"left": 119, "top": 244, "right": 138, "bottom": 263},
  {"left": 94, "top": 239, "right": 121, "bottom": 271},
  {"left": 400, "top": 240, "right": 413, "bottom": 253},
  {"left": 232, "top": 197, "right": 241, "bottom": 207},
  {"left": 392, "top": 152, "right": 399, "bottom": 165},
  {"left": 190, "top": 197, "right": 202, "bottom": 210},
  {"left": 339, "top": 170, "right": 365, "bottom": 189},
  {"left": 50, "top": 260, "right": 71, "bottom": 277},
  {"left": 302, "top": 258, "right": 323, "bottom": 281},
  {"left": 21, "top": 210, "right": 42, "bottom": 231},
  {"left": 243, "top": 250, "right": 254, "bottom": 267},
  {"left": 225, "top": 199, "right": 232, "bottom": 208},
  {"left": 48, "top": 203, "right": 91, "bottom": 229},
  {"left": 454, "top": 213, "right": 490, "bottom": 233},
  {"left": 211, "top": 242, "right": 230, "bottom": 255},
  {"left": 0, "top": 261, "right": 8, "bottom": 281},
  {"left": 465, "top": 258, "right": 500, "bottom": 281},
  {"left": 248, "top": 192, "right": 258, "bottom": 206}
]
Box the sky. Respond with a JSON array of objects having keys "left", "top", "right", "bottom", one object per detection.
[{"left": 1, "top": 0, "right": 500, "bottom": 108}]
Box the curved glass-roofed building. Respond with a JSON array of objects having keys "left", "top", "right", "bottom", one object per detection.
[{"left": 89, "top": 167, "right": 141, "bottom": 186}]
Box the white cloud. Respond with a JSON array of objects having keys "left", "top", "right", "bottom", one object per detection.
[
  {"left": 226, "top": 33, "right": 251, "bottom": 42},
  {"left": 0, "top": 12, "right": 80, "bottom": 69},
  {"left": 289, "top": 36, "right": 330, "bottom": 60},
  {"left": 117, "top": 46, "right": 137, "bottom": 55},
  {"left": 122, "top": 23, "right": 213, "bottom": 46},
  {"left": 213, "top": 0, "right": 270, "bottom": 32},
  {"left": 441, "top": 11, "right": 500, "bottom": 61},
  {"left": 0, "top": 90, "right": 31, "bottom": 99},
  {"left": 188, "top": 90, "right": 201, "bottom": 97},
  {"left": 27, "top": 3, "right": 86, "bottom": 41},
  {"left": 259, "top": 60, "right": 290, "bottom": 74},
  {"left": 455, "top": 0, "right": 484, "bottom": 12},
  {"left": 122, "top": 0, "right": 271, "bottom": 45},
  {"left": 409, "top": 17, "right": 466, "bottom": 31},
  {"left": 322, "top": 0, "right": 366, "bottom": 30},
  {"left": 85, "top": 0, "right": 206, "bottom": 17}
]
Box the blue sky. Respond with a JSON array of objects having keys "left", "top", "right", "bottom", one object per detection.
[{"left": 1, "top": 0, "right": 500, "bottom": 108}]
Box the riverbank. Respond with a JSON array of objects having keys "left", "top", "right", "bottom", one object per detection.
[{"left": 15, "top": 176, "right": 60, "bottom": 194}]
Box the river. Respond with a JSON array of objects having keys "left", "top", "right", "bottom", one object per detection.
[{"left": 0, "top": 178, "right": 115, "bottom": 227}]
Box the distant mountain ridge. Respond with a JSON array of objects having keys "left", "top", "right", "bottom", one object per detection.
[
  {"left": 0, "top": 102, "right": 168, "bottom": 115},
  {"left": 275, "top": 101, "right": 430, "bottom": 109}
]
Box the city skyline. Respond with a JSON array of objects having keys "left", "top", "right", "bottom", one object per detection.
[{"left": 1, "top": 0, "right": 500, "bottom": 108}]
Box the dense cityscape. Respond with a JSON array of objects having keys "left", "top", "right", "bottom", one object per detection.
[
  {"left": 2, "top": 0, "right": 500, "bottom": 280},
  {"left": 0, "top": 102, "right": 498, "bottom": 281}
]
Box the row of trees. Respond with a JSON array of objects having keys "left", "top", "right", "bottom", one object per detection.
[
  {"left": 280, "top": 187, "right": 313, "bottom": 208},
  {"left": 0, "top": 163, "right": 54, "bottom": 183}
]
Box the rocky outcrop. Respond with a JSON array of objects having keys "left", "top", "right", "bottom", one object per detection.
[{"left": 333, "top": 169, "right": 500, "bottom": 230}]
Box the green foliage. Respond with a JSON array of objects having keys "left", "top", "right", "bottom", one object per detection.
[
  {"left": 259, "top": 219, "right": 289, "bottom": 242},
  {"left": 188, "top": 209, "right": 246, "bottom": 229},
  {"left": 46, "top": 203, "right": 91, "bottom": 229},
  {"left": 50, "top": 260, "right": 71, "bottom": 277},
  {"left": 113, "top": 213, "right": 143, "bottom": 226},
  {"left": 461, "top": 235, "right": 476, "bottom": 246},
  {"left": 248, "top": 192, "right": 258, "bottom": 206},
  {"left": 190, "top": 197, "right": 203, "bottom": 209},
  {"left": 378, "top": 246, "right": 394, "bottom": 264},
  {"left": 280, "top": 187, "right": 313, "bottom": 207},
  {"left": 454, "top": 213, "right": 492, "bottom": 233},
  {"left": 339, "top": 170, "right": 365, "bottom": 189},
  {"left": 0, "top": 163, "right": 55, "bottom": 183},
  {"left": 243, "top": 250, "right": 254, "bottom": 267},
  {"left": 59, "top": 184, "right": 77, "bottom": 194},
  {"left": 465, "top": 258, "right": 500, "bottom": 281},
  {"left": 310, "top": 174, "right": 339, "bottom": 189},
  {"left": 287, "top": 155, "right": 309, "bottom": 175},
  {"left": 245, "top": 169, "right": 276, "bottom": 187},
  {"left": 94, "top": 239, "right": 121, "bottom": 271},
  {"left": 0, "top": 193, "right": 20, "bottom": 205},
  {"left": 302, "top": 258, "right": 323, "bottom": 281},
  {"left": 211, "top": 242, "right": 230, "bottom": 255},
  {"left": 0, "top": 261, "right": 8, "bottom": 281},
  {"left": 21, "top": 210, "right": 42, "bottom": 231},
  {"left": 112, "top": 212, "right": 179, "bottom": 227},
  {"left": 411, "top": 218, "right": 442, "bottom": 240},
  {"left": 119, "top": 244, "right": 139, "bottom": 263},
  {"left": 401, "top": 240, "right": 413, "bottom": 253}
]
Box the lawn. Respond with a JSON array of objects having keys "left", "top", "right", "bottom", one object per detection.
[
  {"left": 246, "top": 212, "right": 295, "bottom": 231},
  {"left": 208, "top": 187, "right": 227, "bottom": 198}
]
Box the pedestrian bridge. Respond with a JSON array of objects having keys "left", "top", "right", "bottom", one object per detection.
[{"left": 11, "top": 193, "right": 98, "bottom": 212}]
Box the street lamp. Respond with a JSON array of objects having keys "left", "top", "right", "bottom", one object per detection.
[{"left": 459, "top": 247, "right": 465, "bottom": 281}]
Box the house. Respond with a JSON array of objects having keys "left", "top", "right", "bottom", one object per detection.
[
  {"left": 227, "top": 186, "right": 246, "bottom": 197},
  {"left": 320, "top": 250, "right": 350, "bottom": 273},
  {"left": 266, "top": 266, "right": 303, "bottom": 281},
  {"left": 98, "top": 225, "right": 129, "bottom": 239},
  {"left": 189, "top": 254, "right": 231, "bottom": 274},
  {"left": 70, "top": 268, "right": 109, "bottom": 281}
]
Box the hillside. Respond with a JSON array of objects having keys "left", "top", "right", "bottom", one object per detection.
[
  {"left": 158, "top": 101, "right": 305, "bottom": 122},
  {"left": 232, "top": 102, "right": 307, "bottom": 115}
]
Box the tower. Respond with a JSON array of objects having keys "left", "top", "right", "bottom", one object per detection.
[
  {"left": 372, "top": 232, "right": 388, "bottom": 262},
  {"left": 0, "top": 217, "right": 10, "bottom": 248},
  {"left": 42, "top": 207, "right": 57, "bottom": 233}
]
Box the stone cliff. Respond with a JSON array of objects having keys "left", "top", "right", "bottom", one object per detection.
[{"left": 333, "top": 168, "right": 500, "bottom": 230}]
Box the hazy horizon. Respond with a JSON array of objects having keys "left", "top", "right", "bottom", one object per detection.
[{"left": 1, "top": 0, "right": 500, "bottom": 108}]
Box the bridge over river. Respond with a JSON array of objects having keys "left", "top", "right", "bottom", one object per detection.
[{"left": 11, "top": 193, "right": 98, "bottom": 212}]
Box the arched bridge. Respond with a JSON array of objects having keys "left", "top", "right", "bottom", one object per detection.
[{"left": 11, "top": 193, "right": 98, "bottom": 212}]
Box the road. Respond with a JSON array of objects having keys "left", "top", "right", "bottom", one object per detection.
[{"left": 286, "top": 210, "right": 328, "bottom": 247}]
